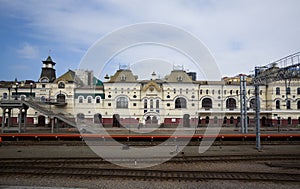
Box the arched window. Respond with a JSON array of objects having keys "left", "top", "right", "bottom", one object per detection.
[
  {"left": 223, "top": 116, "right": 227, "bottom": 124},
  {"left": 77, "top": 113, "right": 85, "bottom": 121},
  {"left": 95, "top": 96, "right": 101, "bottom": 103},
  {"left": 41, "top": 96, "right": 46, "bottom": 102},
  {"left": 57, "top": 93, "right": 65, "bottom": 103},
  {"left": 20, "top": 95, "right": 26, "bottom": 100},
  {"left": 205, "top": 116, "right": 210, "bottom": 124},
  {"left": 116, "top": 97, "right": 128, "bottom": 108},
  {"left": 41, "top": 78, "right": 49, "bottom": 83},
  {"left": 144, "top": 99, "right": 147, "bottom": 109},
  {"left": 175, "top": 97, "right": 187, "bottom": 109},
  {"left": 287, "top": 117, "right": 292, "bottom": 125},
  {"left": 120, "top": 75, "right": 126, "bottom": 81},
  {"left": 276, "top": 100, "right": 280, "bottom": 109},
  {"left": 249, "top": 98, "right": 256, "bottom": 109},
  {"left": 94, "top": 113, "right": 102, "bottom": 124},
  {"left": 230, "top": 116, "right": 234, "bottom": 124},
  {"left": 3, "top": 93, "right": 7, "bottom": 99},
  {"left": 202, "top": 98, "right": 212, "bottom": 110},
  {"left": 206, "top": 90, "right": 209, "bottom": 95},
  {"left": 286, "top": 100, "right": 291, "bottom": 109},
  {"left": 214, "top": 116, "right": 218, "bottom": 124},
  {"left": 78, "top": 96, "right": 84, "bottom": 103},
  {"left": 183, "top": 114, "right": 190, "bottom": 127},
  {"left": 87, "top": 96, "right": 92, "bottom": 103},
  {"left": 276, "top": 87, "right": 280, "bottom": 95},
  {"left": 226, "top": 98, "right": 236, "bottom": 110},
  {"left": 156, "top": 100, "right": 159, "bottom": 109},
  {"left": 150, "top": 99, "right": 153, "bottom": 109},
  {"left": 298, "top": 101, "right": 300, "bottom": 109},
  {"left": 237, "top": 117, "right": 241, "bottom": 124},
  {"left": 58, "top": 82, "right": 65, "bottom": 89}
]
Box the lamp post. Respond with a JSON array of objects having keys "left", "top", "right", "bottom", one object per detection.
[
  {"left": 15, "top": 82, "right": 19, "bottom": 100},
  {"left": 30, "top": 83, "right": 33, "bottom": 97}
]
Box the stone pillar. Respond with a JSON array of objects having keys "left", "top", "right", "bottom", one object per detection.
[
  {"left": 1, "top": 108, "right": 6, "bottom": 133},
  {"left": 51, "top": 117, "right": 55, "bottom": 133},
  {"left": 23, "top": 109, "right": 27, "bottom": 132},
  {"left": 7, "top": 108, "right": 11, "bottom": 128},
  {"left": 18, "top": 111, "right": 21, "bottom": 133}
]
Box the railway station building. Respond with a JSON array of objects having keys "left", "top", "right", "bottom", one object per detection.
[{"left": 0, "top": 55, "right": 300, "bottom": 132}]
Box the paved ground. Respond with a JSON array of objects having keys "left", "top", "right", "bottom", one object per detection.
[
  {"left": 0, "top": 143, "right": 299, "bottom": 159},
  {"left": 0, "top": 143, "right": 299, "bottom": 189}
]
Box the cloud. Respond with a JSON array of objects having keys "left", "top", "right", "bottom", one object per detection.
[
  {"left": 17, "top": 42, "right": 39, "bottom": 59},
  {"left": 1, "top": 0, "right": 300, "bottom": 79}
]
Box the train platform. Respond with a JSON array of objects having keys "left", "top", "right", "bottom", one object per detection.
[
  {"left": 1, "top": 124, "right": 300, "bottom": 134},
  {"left": 1, "top": 125, "right": 300, "bottom": 142}
]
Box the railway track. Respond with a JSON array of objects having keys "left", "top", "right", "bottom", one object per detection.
[
  {"left": 0, "top": 154, "right": 300, "bottom": 165},
  {"left": 0, "top": 164, "right": 299, "bottom": 182}
]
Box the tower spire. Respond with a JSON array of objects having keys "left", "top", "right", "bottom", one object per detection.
[{"left": 39, "top": 55, "right": 56, "bottom": 83}]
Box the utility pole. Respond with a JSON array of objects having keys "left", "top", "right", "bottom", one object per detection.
[
  {"left": 239, "top": 75, "right": 248, "bottom": 133},
  {"left": 254, "top": 67, "right": 261, "bottom": 150},
  {"left": 252, "top": 52, "right": 300, "bottom": 151}
]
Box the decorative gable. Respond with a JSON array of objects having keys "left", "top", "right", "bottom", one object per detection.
[{"left": 142, "top": 81, "right": 162, "bottom": 92}]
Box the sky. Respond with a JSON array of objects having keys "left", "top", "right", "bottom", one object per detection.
[{"left": 0, "top": 0, "right": 299, "bottom": 81}]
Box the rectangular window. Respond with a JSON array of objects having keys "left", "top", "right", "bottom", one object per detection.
[{"left": 286, "top": 87, "right": 291, "bottom": 95}]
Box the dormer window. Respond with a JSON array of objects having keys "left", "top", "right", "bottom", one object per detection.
[
  {"left": 120, "top": 75, "right": 126, "bottom": 81},
  {"left": 177, "top": 76, "right": 183, "bottom": 81},
  {"left": 58, "top": 82, "right": 65, "bottom": 89}
]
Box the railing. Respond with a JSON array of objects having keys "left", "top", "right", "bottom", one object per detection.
[{"left": 27, "top": 97, "right": 75, "bottom": 126}]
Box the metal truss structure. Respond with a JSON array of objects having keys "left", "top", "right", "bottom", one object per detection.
[
  {"left": 253, "top": 52, "right": 300, "bottom": 85},
  {"left": 250, "top": 52, "right": 300, "bottom": 150}
]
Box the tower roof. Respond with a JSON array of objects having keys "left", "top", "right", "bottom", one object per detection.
[{"left": 42, "top": 56, "right": 56, "bottom": 65}]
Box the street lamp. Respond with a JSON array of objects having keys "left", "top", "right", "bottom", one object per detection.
[
  {"left": 15, "top": 82, "right": 19, "bottom": 100},
  {"left": 30, "top": 83, "right": 33, "bottom": 97}
]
